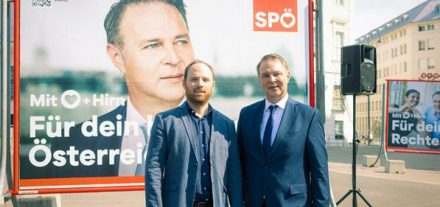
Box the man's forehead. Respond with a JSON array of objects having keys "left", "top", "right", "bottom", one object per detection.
[
  {"left": 119, "top": 2, "right": 188, "bottom": 41},
  {"left": 188, "top": 64, "right": 213, "bottom": 77},
  {"left": 260, "top": 60, "right": 287, "bottom": 71},
  {"left": 121, "top": 2, "right": 185, "bottom": 26}
]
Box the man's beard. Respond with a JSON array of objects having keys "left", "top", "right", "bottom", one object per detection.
[{"left": 185, "top": 89, "right": 212, "bottom": 106}]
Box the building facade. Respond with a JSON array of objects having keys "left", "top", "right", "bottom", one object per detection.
[
  {"left": 321, "top": 0, "right": 354, "bottom": 145},
  {"left": 355, "top": 0, "right": 440, "bottom": 142}
]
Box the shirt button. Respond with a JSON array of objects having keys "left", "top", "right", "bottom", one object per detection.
[
  {"left": 202, "top": 159, "right": 205, "bottom": 162},
  {"left": 203, "top": 187, "right": 207, "bottom": 190},
  {"left": 203, "top": 173, "right": 206, "bottom": 176}
]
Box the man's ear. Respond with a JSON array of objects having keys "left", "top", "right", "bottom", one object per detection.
[
  {"left": 286, "top": 71, "right": 291, "bottom": 83},
  {"left": 106, "top": 43, "right": 126, "bottom": 74}
]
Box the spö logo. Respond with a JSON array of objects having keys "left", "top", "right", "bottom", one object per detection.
[{"left": 253, "top": 0, "right": 298, "bottom": 32}]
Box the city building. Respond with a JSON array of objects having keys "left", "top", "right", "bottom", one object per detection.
[
  {"left": 321, "top": 0, "right": 355, "bottom": 145},
  {"left": 355, "top": 0, "right": 440, "bottom": 142}
]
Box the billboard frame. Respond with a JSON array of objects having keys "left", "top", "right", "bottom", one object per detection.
[
  {"left": 12, "top": 0, "right": 316, "bottom": 194},
  {"left": 385, "top": 79, "right": 440, "bottom": 155}
]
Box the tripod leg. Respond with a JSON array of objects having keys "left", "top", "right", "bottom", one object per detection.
[
  {"left": 356, "top": 190, "right": 372, "bottom": 207},
  {"left": 336, "top": 190, "right": 353, "bottom": 205}
]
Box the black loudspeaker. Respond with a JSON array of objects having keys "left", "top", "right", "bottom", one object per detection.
[{"left": 341, "top": 44, "right": 377, "bottom": 95}]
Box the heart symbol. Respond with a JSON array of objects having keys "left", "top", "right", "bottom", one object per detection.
[
  {"left": 280, "top": 9, "right": 296, "bottom": 28},
  {"left": 61, "top": 90, "right": 81, "bottom": 109}
]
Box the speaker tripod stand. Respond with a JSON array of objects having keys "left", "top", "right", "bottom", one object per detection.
[{"left": 336, "top": 95, "right": 372, "bottom": 207}]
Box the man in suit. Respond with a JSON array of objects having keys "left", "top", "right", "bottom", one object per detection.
[
  {"left": 424, "top": 91, "right": 440, "bottom": 149},
  {"left": 237, "top": 54, "right": 329, "bottom": 206},
  {"left": 146, "top": 60, "right": 243, "bottom": 207},
  {"left": 50, "top": 0, "right": 194, "bottom": 177}
]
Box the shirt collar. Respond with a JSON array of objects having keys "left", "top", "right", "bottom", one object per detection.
[
  {"left": 431, "top": 109, "right": 440, "bottom": 119},
  {"left": 185, "top": 101, "right": 213, "bottom": 118},
  {"left": 265, "top": 94, "right": 288, "bottom": 111},
  {"left": 126, "top": 97, "right": 148, "bottom": 124}
]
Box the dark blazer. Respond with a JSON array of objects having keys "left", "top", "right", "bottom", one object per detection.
[
  {"left": 237, "top": 98, "right": 329, "bottom": 207},
  {"left": 146, "top": 103, "right": 243, "bottom": 207},
  {"left": 51, "top": 104, "right": 127, "bottom": 177}
]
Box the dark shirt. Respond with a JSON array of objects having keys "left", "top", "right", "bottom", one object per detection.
[{"left": 187, "top": 103, "right": 213, "bottom": 202}]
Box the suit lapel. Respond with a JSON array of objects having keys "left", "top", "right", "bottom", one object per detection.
[
  {"left": 178, "top": 103, "right": 200, "bottom": 164},
  {"left": 96, "top": 103, "right": 127, "bottom": 176},
  {"left": 251, "top": 100, "right": 266, "bottom": 158},
  {"left": 210, "top": 109, "right": 218, "bottom": 153},
  {"left": 267, "top": 98, "right": 297, "bottom": 160}
]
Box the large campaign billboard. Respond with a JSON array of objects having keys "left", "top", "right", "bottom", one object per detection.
[
  {"left": 386, "top": 80, "right": 440, "bottom": 154},
  {"left": 15, "top": 0, "right": 314, "bottom": 193}
]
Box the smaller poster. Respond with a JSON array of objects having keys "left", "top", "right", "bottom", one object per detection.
[{"left": 386, "top": 80, "right": 440, "bottom": 154}]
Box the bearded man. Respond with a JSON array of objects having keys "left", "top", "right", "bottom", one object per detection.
[{"left": 145, "top": 60, "right": 243, "bottom": 207}]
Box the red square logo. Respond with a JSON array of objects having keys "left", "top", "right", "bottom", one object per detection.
[{"left": 253, "top": 0, "right": 298, "bottom": 32}]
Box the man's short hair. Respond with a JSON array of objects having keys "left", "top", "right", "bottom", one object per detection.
[
  {"left": 104, "top": 0, "right": 187, "bottom": 49},
  {"left": 256, "top": 53, "right": 289, "bottom": 75},
  {"left": 433, "top": 91, "right": 440, "bottom": 98},
  {"left": 183, "top": 60, "right": 215, "bottom": 81}
]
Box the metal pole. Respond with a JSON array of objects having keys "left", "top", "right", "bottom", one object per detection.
[
  {"left": 368, "top": 95, "right": 371, "bottom": 145},
  {"left": 381, "top": 83, "right": 389, "bottom": 161},
  {"left": 315, "top": 0, "right": 326, "bottom": 122},
  {"left": 352, "top": 95, "right": 357, "bottom": 207},
  {"left": 1, "top": 2, "right": 17, "bottom": 207},
  {"left": 1, "top": 0, "right": 10, "bottom": 202}
]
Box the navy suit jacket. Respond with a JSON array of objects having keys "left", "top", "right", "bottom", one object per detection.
[
  {"left": 51, "top": 104, "right": 127, "bottom": 177},
  {"left": 237, "top": 98, "right": 329, "bottom": 207},
  {"left": 146, "top": 103, "right": 243, "bottom": 207}
]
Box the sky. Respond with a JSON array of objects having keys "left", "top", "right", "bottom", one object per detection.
[{"left": 352, "top": 0, "right": 428, "bottom": 40}]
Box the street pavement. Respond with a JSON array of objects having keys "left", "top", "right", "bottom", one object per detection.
[
  {"left": 328, "top": 144, "right": 440, "bottom": 171},
  {"left": 3, "top": 144, "right": 440, "bottom": 207}
]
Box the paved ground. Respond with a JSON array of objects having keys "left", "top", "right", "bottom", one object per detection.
[
  {"left": 329, "top": 162, "right": 440, "bottom": 207},
  {"left": 328, "top": 144, "right": 440, "bottom": 171},
  {"left": 2, "top": 145, "right": 439, "bottom": 206}
]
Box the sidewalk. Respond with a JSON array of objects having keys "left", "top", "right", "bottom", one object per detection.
[
  {"left": 330, "top": 162, "right": 440, "bottom": 207},
  {"left": 2, "top": 162, "right": 440, "bottom": 207},
  {"left": 329, "top": 162, "right": 440, "bottom": 186}
]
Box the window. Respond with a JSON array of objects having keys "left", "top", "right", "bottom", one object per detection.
[
  {"left": 336, "top": 0, "right": 344, "bottom": 6},
  {"left": 334, "top": 31, "right": 344, "bottom": 61},
  {"left": 427, "top": 39, "right": 434, "bottom": 50},
  {"left": 419, "top": 40, "right": 426, "bottom": 50},
  {"left": 335, "top": 121, "right": 344, "bottom": 140},
  {"left": 427, "top": 24, "right": 435, "bottom": 31},
  {"left": 428, "top": 58, "right": 435, "bottom": 69},
  {"left": 418, "top": 58, "right": 427, "bottom": 70},
  {"left": 333, "top": 85, "right": 344, "bottom": 111},
  {"left": 418, "top": 25, "right": 426, "bottom": 31},
  {"left": 404, "top": 61, "right": 407, "bottom": 72}
]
